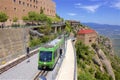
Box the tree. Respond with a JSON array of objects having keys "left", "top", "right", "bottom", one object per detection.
[
  {"left": 65, "top": 21, "right": 72, "bottom": 33},
  {"left": 56, "top": 14, "right": 61, "bottom": 19},
  {"left": 0, "top": 12, "right": 8, "bottom": 27},
  {"left": 28, "top": 11, "right": 38, "bottom": 22},
  {"left": 0, "top": 12, "right": 8, "bottom": 22},
  {"left": 38, "top": 25, "right": 51, "bottom": 35},
  {"left": 13, "top": 17, "right": 18, "bottom": 22},
  {"left": 12, "top": 17, "right": 19, "bottom": 27},
  {"left": 38, "top": 13, "right": 47, "bottom": 22},
  {"left": 22, "top": 16, "right": 29, "bottom": 22}
]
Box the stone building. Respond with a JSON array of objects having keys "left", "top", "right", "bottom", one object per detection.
[
  {"left": 77, "top": 29, "right": 97, "bottom": 46},
  {"left": 0, "top": 0, "right": 56, "bottom": 21},
  {"left": 66, "top": 20, "right": 80, "bottom": 27}
]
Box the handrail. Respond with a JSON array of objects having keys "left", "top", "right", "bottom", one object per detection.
[{"left": 71, "top": 39, "right": 77, "bottom": 80}]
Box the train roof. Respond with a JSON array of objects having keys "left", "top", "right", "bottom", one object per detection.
[{"left": 42, "top": 36, "right": 63, "bottom": 48}]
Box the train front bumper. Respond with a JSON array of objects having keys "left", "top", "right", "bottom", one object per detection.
[{"left": 38, "top": 62, "right": 53, "bottom": 69}]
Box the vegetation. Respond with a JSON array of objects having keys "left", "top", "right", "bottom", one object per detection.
[
  {"left": 75, "top": 40, "right": 112, "bottom": 80},
  {"left": 29, "top": 33, "right": 57, "bottom": 47},
  {"left": 22, "top": 11, "right": 52, "bottom": 26},
  {"left": 29, "top": 37, "right": 41, "bottom": 47},
  {"left": 104, "top": 49, "right": 120, "bottom": 80},
  {"left": 48, "top": 14, "right": 64, "bottom": 22},
  {"left": 65, "top": 21, "right": 73, "bottom": 34},
  {"left": 93, "top": 35, "right": 120, "bottom": 80},
  {"left": 22, "top": 11, "right": 64, "bottom": 26},
  {"left": 13, "top": 17, "right": 18, "bottom": 22},
  {"left": 27, "top": 12, "right": 65, "bottom": 47},
  {"left": 0, "top": 12, "right": 8, "bottom": 22}
]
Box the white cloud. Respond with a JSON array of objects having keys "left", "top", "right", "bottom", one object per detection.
[
  {"left": 74, "top": 3, "right": 81, "bottom": 6},
  {"left": 67, "top": 13, "right": 77, "bottom": 16},
  {"left": 112, "top": 1, "right": 120, "bottom": 9},
  {"left": 76, "top": 4, "right": 101, "bottom": 13}
]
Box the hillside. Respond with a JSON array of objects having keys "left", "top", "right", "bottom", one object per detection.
[{"left": 75, "top": 24, "right": 120, "bottom": 80}]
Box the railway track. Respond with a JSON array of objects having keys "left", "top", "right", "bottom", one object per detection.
[
  {"left": 34, "top": 70, "right": 49, "bottom": 80},
  {"left": 0, "top": 50, "right": 39, "bottom": 74}
]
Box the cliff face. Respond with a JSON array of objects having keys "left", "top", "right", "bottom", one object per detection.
[
  {"left": 93, "top": 35, "right": 115, "bottom": 80},
  {"left": 98, "top": 36, "right": 114, "bottom": 55},
  {"left": 76, "top": 25, "right": 120, "bottom": 80}
]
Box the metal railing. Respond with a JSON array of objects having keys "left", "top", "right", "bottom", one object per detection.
[
  {"left": 52, "top": 38, "right": 67, "bottom": 80},
  {"left": 71, "top": 38, "right": 77, "bottom": 80}
]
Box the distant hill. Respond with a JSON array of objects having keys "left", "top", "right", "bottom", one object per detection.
[{"left": 82, "top": 22, "right": 120, "bottom": 28}]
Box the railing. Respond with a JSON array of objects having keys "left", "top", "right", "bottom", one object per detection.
[
  {"left": 51, "top": 36, "right": 68, "bottom": 80},
  {"left": 0, "top": 21, "right": 66, "bottom": 29},
  {"left": 71, "top": 38, "right": 77, "bottom": 80}
]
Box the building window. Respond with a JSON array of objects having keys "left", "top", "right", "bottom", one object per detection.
[
  {"left": 23, "top": 9, "right": 25, "bottom": 12},
  {"left": 33, "top": 0, "right": 35, "bottom": 2},
  {"left": 34, "top": 5, "right": 35, "bottom": 8},
  {"left": 30, "top": 4, "right": 32, "bottom": 7},
  {"left": 89, "top": 40, "right": 92, "bottom": 42},
  {"left": 27, "top": 3, "right": 29, "bottom": 7},
  {"left": 30, "top": 0, "right": 32, "bottom": 2},
  {"left": 5, "top": 7, "right": 7, "bottom": 10},
  {"left": 36, "top": 0, "right": 38, "bottom": 4},
  {"left": 23, "top": 2, "right": 25, "bottom": 5},
  {"left": 14, "top": 8, "right": 16, "bottom": 11},
  {"left": 19, "top": 1, "right": 21, "bottom": 4},
  {"left": 13, "top": 0, "right": 16, "bottom": 2}
]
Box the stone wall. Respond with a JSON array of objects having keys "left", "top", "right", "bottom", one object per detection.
[{"left": 0, "top": 28, "right": 29, "bottom": 65}]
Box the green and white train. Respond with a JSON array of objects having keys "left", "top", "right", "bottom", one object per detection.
[{"left": 38, "top": 35, "right": 65, "bottom": 70}]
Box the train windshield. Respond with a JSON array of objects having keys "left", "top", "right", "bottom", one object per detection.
[{"left": 40, "top": 51, "right": 52, "bottom": 62}]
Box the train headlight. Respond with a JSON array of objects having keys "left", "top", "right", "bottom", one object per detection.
[{"left": 44, "top": 62, "right": 46, "bottom": 65}]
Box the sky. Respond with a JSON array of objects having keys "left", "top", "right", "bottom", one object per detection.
[{"left": 53, "top": 0, "right": 120, "bottom": 25}]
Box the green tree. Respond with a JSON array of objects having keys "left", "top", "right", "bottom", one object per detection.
[
  {"left": 29, "top": 38, "right": 41, "bottom": 47},
  {"left": 65, "top": 21, "right": 72, "bottom": 33},
  {"left": 13, "top": 17, "right": 18, "bottom": 22},
  {"left": 0, "top": 12, "right": 8, "bottom": 27},
  {"left": 0, "top": 12, "right": 8, "bottom": 22},
  {"left": 12, "top": 17, "right": 19, "bottom": 27},
  {"left": 28, "top": 11, "right": 38, "bottom": 22},
  {"left": 22, "top": 16, "right": 29, "bottom": 22},
  {"left": 56, "top": 14, "right": 61, "bottom": 19},
  {"left": 38, "top": 13, "right": 47, "bottom": 22},
  {"left": 38, "top": 25, "right": 51, "bottom": 35}
]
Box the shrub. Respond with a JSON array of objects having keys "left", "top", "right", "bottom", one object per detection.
[
  {"left": 29, "top": 38, "right": 41, "bottom": 47},
  {"left": 78, "top": 72, "right": 95, "bottom": 80},
  {"left": 95, "top": 71, "right": 110, "bottom": 80}
]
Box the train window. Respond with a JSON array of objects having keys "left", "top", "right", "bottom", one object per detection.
[{"left": 40, "top": 51, "right": 52, "bottom": 62}]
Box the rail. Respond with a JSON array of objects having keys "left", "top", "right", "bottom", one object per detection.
[
  {"left": 0, "top": 43, "right": 43, "bottom": 74},
  {"left": 34, "top": 70, "right": 49, "bottom": 80}
]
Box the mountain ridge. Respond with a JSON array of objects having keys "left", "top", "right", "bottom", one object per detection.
[{"left": 82, "top": 22, "right": 120, "bottom": 28}]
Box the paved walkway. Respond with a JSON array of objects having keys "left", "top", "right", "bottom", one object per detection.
[{"left": 56, "top": 39, "right": 75, "bottom": 80}]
